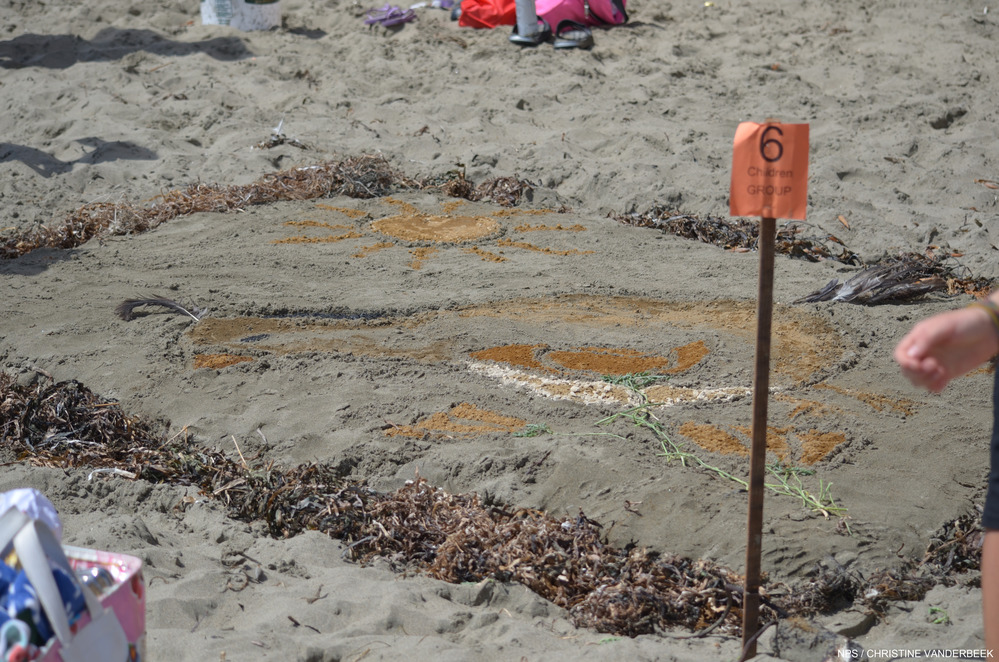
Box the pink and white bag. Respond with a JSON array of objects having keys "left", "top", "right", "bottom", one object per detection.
[
  {"left": 0, "top": 505, "right": 145, "bottom": 662},
  {"left": 536, "top": 0, "right": 627, "bottom": 29}
]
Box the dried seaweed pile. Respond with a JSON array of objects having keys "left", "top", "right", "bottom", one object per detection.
[
  {"left": 350, "top": 480, "right": 749, "bottom": 636},
  {"left": 0, "top": 372, "right": 984, "bottom": 636},
  {"left": 467, "top": 175, "right": 534, "bottom": 207},
  {"left": 0, "top": 157, "right": 533, "bottom": 260},
  {"left": 0, "top": 372, "right": 752, "bottom": 636},
  {"left": 779, "top": 510, "right": 984, "bottom": 619},
  {"left": 0, "top": 372, "right": 373, "bottom": 535},
  {"left": 923, "top": 510, "right": 984, "bottom": 575},
  {"left": 0, "top": 375, "right": 166, "bottom": 463},
  {"left": 616, "top": 206, "right": 860, "bottom": 264},
  {"left": 414, "top": 168, "right": 533, "bottom": 208},
  {"left": 861, "top": 511, "right": 985, "bottom": 612},
  {"left": 0, "top": 156, "right": 402, "bottom": 259},
  {"left": 617, "top": 205, "right": 992, "bottom": 302}
]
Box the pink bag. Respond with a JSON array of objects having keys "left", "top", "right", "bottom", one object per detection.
[
  {"left": 536, "top": 0, "right": 627, "bottom": 29},
  {"left": 1, "top": 506, "right": 146, "bottom": 662},
  {"left": 53, "top": 546, "right": 146, "bottom": 662}
]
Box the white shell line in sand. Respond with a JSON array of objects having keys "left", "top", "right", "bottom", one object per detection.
[
  {"left": 643, "top": 384, "right": 754, "bottom": 407},
  {"left": 467, "top": 360, "right": 638, "bottom": 406},
  {"left": 467, "top": 360, "right": 758, "bottom": 408}
]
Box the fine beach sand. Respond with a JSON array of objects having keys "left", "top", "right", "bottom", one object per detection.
[{"left": 2, "top": 0, "right": 999, "bottom": 658}]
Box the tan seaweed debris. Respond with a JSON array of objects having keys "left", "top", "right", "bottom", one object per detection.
[
  {"left": 0, "top": 157, "right": 534, "bottom": 259},
  {"left": 408, "top": 247, "right": 437, "bottom": 269},
  {"left": 0, "top": 372, "right": 983, "bottom": 635},
  {"left": 283, "top": 220, "right": 354, "bottom": 230},
  {"left": 352, "top": 241, "right": 395, "bottom": 258},
  {"left": 618, "top": 206, "right": 861, "bottom": 263},
  {"left": 618, "top": 206, "right": 993, "bottom": 300},
  {"left": 464, "top": 246, "right": 507, "bottom": 263},
  {"left": 813, "top": 383, "right": 917, "bottom": 416},
  {"left": 314, "top": 203, "right": 368, "bottom": 219}
]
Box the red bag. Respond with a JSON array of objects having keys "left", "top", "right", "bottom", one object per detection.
[
  {"left": 536, "top": 0, "right": 627, "bottom": 28},
  {"left": 458, "top": 0, "right": 516, "bottom": 28}
]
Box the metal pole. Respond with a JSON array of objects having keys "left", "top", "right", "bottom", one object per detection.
[
  {"left": 511, "top": 0, "right": 540, "bottom": 42},
  {"left": 741, "top": 215, "right": 776, "bottom": 659}
]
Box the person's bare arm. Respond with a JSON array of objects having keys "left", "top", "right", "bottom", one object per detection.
[{"left": 893, "top": 293, "right": 999, "bottom": 393}]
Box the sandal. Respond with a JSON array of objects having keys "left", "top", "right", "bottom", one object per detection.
[
  {"left": 509, "top": 18, "right": 551, "bottom": 46},
  {"left": 364, "top": 4, "right": 417, "bottom": 26},
  {"left": 553, "top": 20, "right": 594, "bottom": 49}
]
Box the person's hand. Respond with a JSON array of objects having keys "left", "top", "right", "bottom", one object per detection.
[{"left": 894, "top": 302, "right": 999, "bottom": 393}]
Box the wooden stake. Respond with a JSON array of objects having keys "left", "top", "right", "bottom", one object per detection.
[{"left": 741, "top": 216, "right": 776, "bottom": 659}]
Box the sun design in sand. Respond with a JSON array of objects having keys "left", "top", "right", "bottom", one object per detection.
[{"left": 270, "top": 199, "right": 593, "bottom": 269}]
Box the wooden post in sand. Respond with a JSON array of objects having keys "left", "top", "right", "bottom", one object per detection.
[
  {"left": 742, "top": 214, "right": 775, "bottom": 658},
  {"left": 729, "top": 121, "right": 808, "bottom": 658}
]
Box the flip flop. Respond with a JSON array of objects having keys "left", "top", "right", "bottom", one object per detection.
[
  {"left": 553, "top": 20, "right": 594, "bottom": 49},
  {"left": 509, "top": 18, "right": 551, "bottom": 47},
  {"left": 364, "top": 4, "right": 417, "bottom": 26}
]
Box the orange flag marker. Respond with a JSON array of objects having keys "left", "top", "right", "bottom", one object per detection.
[
  {"left": 730, "top": 120, "right": 808, "bottom": 660},
  {"left": 730, "top": 122, "right": 809, "bottom": 221}
]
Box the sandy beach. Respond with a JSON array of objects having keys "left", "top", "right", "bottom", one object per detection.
[{"left": 3, "top": 0, "right": 999, "bottom": 658}]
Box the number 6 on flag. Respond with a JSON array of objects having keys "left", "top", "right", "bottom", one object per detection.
[{"left": 729, "top": 122, "right": 809, "bottom": 221}]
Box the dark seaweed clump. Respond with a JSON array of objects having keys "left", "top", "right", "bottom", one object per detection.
[
  {"left": 0, "top": 372, "right": 984, "bottom": 636},
  {"left": 617, "top": 205, "right": 993, "bottom": 303}
]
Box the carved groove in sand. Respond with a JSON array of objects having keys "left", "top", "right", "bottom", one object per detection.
[
  {"left": 188, "top": 296, "right": 842, "bottom": 380},
  {"left": 182, "top": 295, "right": 903, "bottom": 462}
]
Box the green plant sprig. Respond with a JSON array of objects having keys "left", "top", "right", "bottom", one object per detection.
[
  {"left": 602, "top": 371, "right": 668, "bottom": 391},
  {"left": 514, "top": 423, "right": 553, "bottom": 438},
  {"left": 596, "top": 400, "right": 847, "bottom": 521}
]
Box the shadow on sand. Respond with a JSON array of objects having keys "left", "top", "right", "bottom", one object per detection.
[
  {"left": 0, "top": 27, "right": 256, "bottom": 69},
  {"left": 0, "top": 139, "right": 158, "bottom": 178}
]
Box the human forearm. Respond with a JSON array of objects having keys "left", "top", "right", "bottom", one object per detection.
[{"left": 894, "top": 292, "right": 999, "bottom": 392}]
